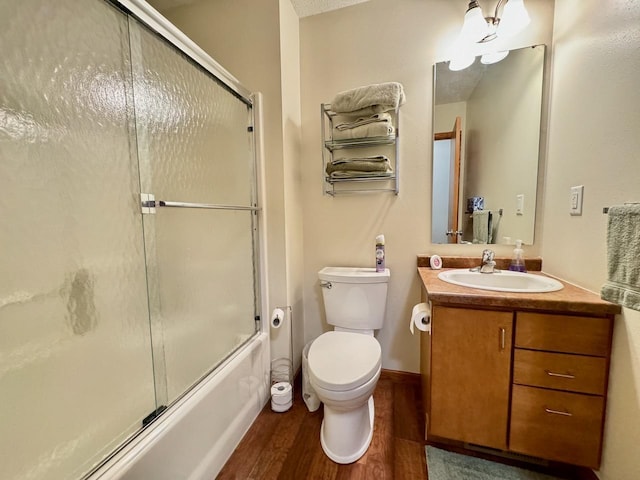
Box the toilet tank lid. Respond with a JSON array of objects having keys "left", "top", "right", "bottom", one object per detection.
[{"left": 318, "top": 267, "right": 390, "bottom": 283}]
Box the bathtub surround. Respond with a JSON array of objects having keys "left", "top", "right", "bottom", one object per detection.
[{"left": 1, "top": 1, "right": 271, "bottom": 478}]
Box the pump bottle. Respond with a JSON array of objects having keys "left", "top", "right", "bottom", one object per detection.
[{"left": 508, "top": 239, "right": 526, "bottom": 272}]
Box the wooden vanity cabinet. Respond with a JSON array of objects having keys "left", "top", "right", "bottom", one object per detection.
[
  {"left": 423, "top": 306, "right": 614, "bottom": 469},
  {"left": 509, "top": 312, "right": 613, "bottom": 469},
  {"left": 428, "top": 306, "right": 513, "bottom": 450}
]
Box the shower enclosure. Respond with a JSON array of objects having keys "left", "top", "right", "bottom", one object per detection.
[{"left": 0, "top": 1, "right": 264, "bottom": 479}]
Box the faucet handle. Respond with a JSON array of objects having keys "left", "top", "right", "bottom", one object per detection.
[{"left": 482, "top": 249, "right": 495, "bottom": 263}]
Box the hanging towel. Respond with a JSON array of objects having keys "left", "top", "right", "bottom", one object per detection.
[
  {"left": 601, "top": 204, "right": 640, "bottom": 311},
  {"left": 472, "top": 210, "right": 490, "bottom": 244},
  {"left": 332, "top": 122, "right": 394, "bottom": 141},
  {"left": 331, "top": 82, "right": 406, "bottom": 115}
]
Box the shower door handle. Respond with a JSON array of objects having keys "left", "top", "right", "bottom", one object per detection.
[{"left": 141, "top": 194, "right": 260, "bottom": 213}]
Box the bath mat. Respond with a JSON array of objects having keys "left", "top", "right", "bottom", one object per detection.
[{"left": 426, "top": 446, "right": 564, "bottom": 480}]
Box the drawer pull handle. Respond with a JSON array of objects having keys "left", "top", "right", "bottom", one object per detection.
[
  {"left": 545, "top": 370, "right": 576, "bottom": 379},
  {"left": 545, "top": 407, "right": 573, "bottom": 417},
  {"left": 499, "top": 327, "right": 506, "bottom": 351}
]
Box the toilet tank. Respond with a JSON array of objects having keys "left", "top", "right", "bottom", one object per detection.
[{"left": 318, "top": 267, "right": 390, "bottom": 331}]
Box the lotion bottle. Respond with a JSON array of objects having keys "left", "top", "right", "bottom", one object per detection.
[
  {"left": 508, "top": 239, "right": 526, "bottom": 272},
  {"left": 375, "top": 234, "right": 385, "bottom": 272}
]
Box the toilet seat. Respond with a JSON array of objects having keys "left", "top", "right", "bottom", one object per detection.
[{"left": 308, "top": 331, "right": 381, "bottom": 392}]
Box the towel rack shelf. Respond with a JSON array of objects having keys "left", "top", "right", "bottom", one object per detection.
[{"left": 321, "top": 103, "right": 400, "bottom": 196}]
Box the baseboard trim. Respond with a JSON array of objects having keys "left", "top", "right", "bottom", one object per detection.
[{"left": 380, "top": 368, "right": 420, "bottom": 384}]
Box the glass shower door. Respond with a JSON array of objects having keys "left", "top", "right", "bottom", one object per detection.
[
  {"left": 129, "top": 21, "right": 259, "bottom": 406},
  {"left": 0, "top": 1, "right": 156, "bottom": 479}
]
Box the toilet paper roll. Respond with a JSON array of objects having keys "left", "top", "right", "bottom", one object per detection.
[
  {"left": 270, "top": 381, "right": 292, "bottom": 397},
  {"left": 410, "top": 302, "right": 431, "bottom": 334},
  {"left": 270, "top": 308, "right": 285, "bottom": 329},
  {"left": 271, "top": 398, "right": 293, "bottom": 412},
  {"left": 271, "top": 391, "right": 293, "bottom": 406},
  {"left": 271, "top": 381, "right": 293, "bottom": 410}
]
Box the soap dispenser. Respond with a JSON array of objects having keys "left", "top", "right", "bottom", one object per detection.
[{"left": 508, "top": 239, "right": 526, "bottom": 272}]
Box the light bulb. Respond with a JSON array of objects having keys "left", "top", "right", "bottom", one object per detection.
[
  {"left": 481, "top": 50, "right": 509, "bottom": 64},
  {"left": 459, "top": 2, "right": 489, "bottom": 43},
  {"left": 449, "top": 52, "right": 476, "bottom": 71},
  {"left": 498, "top": 0, "right": 530, "bottom": 37}
]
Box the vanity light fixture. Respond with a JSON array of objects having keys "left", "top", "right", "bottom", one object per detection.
[{"left": 449, "top": 0, "right": 530, "bottom": 70}]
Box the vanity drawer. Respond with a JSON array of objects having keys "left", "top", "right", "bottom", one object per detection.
[
  {"left": 510, "top": 385, "right": 604, "bottom": 469},
  {"left": 513, "top": 349, "right": 607, "bottom": 395},
  {"left": 515, "top": 312, "right": 611, "bottom": 356}
]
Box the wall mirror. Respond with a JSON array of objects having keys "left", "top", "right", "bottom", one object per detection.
[{"left": 431, "top": 44, "right": 545, "bottom": 245}]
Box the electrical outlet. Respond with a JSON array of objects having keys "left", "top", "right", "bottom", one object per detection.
[
  {"left": 570, "top": 185, "right": 584, "bottom": 215},
  {"left": 516, "top": 194, "right": 524, "bottom": 215}
]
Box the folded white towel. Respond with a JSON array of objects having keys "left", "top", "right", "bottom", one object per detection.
[
  {"left": 331, "top": 82, "right": 406, "bottom": 115},
  {"left": 334, "top": 113, "right": 392, "bottom": 131},
  {"left": 332, "top": 122, "right": 394, "bottom": 141}
]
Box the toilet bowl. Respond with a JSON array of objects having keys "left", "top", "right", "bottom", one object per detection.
[{"left": 308, "top": 330, "right": 382, "bottom": 464}]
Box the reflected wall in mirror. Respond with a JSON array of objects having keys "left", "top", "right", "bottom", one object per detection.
[{"left": 431, "top": 45, "right": 545, "bottom": 245}]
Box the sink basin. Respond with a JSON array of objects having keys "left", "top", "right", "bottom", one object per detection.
[{"left": 437, "top": 269, "right": 564, "bottom": 293}]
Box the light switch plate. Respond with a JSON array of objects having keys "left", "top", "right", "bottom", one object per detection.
[
  {"left": 516, "top": 194, "right": 524, "bottom": 215},
  {"left": 570, "top": 185, "right": 584, "bottom": 215}
]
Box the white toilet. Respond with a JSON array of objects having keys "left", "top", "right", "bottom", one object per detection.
[{"left": 308, "top": 266, "right": 390, "bottom": 464}]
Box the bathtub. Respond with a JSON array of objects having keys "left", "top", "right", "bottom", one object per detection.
[{"left": 90, "top": 333, "right": 270, "bottom": 480}]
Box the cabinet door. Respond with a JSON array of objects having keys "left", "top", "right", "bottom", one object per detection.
[{"left": 429, "top": 306, "right": 513, "bottom": 450}]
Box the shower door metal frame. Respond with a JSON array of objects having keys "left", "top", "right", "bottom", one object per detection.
[
  {"left": 117, "top": 0, "right": 252, "bottom": 103},
  {"left": 114, "top": 0, "right": 266, "bottom": 397}
]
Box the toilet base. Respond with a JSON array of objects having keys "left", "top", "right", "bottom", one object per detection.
[{"left": 320, "top": 395, "right": 375, "bottom": 464}]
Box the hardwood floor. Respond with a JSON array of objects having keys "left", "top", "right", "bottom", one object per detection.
[{"left": 217, "top": 370, "right": 427, "bottom": 480}]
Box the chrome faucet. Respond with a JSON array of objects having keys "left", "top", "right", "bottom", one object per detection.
[{"left": 469, "top": 249, "right": 498, "bottom": 273}]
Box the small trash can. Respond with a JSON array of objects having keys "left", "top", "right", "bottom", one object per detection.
[{"left": 302, "top": 340, "right": 320, "bottom": 412}]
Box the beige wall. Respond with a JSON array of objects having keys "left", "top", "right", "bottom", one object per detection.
[
  {"left": 299, "top": 0, "right": 554, "bottom": 372},
  {"left": 542, "top": 1, "right": 640, "bottom": 478},
  {"left": 278, "top": 0, "right": 305, "bottom": 368}
]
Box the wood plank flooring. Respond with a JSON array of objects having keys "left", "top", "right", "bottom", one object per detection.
[{"left": 217, "top": 370, "right": 427, "bottom": 480}]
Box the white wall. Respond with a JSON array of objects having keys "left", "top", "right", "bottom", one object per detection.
[
  {"left": 541, "top": 1, "right": 640, "bottom": 478},
  {"left": 299, "top": 0, "right": 554, "bottom": 372}
]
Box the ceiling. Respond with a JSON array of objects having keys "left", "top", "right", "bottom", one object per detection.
[
  {"left": 435, "top": 61, "right": 487, "bottom": 105},
  {"left": 290, "top": 0, "right": 370, "bottom": 17},
  {"left": 147, "top": 0, "right": 370, "bottom": 17}
]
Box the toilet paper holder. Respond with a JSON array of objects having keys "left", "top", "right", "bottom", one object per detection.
[{"left": 270, "top": 306, "right": 294, "bottom": 407}]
